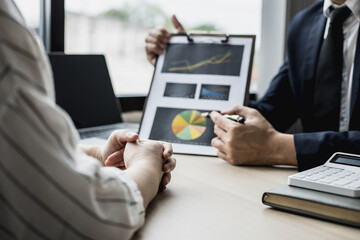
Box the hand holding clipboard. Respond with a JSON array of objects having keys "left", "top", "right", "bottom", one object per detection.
[{"left": 145, "top": 15, "right": 185, "bottom": 65}]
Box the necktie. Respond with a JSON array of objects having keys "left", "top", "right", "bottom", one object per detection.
[{"left": 312, "top": 6, "right": 351, "bottom": 131}]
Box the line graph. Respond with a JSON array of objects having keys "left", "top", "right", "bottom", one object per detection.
[
  {"left": 168, "top": 51, "right": 231, "bottom": 72},
  {"left": 161, "top": 44, "right": 244, "bottom": 76},
  {"left": 200, "top": 84, "right": 230, "bottom": 101}
]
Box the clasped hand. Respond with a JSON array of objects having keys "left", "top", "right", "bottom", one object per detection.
[{"left": 101, "top": 130, "right": 176, "bottom": 190}]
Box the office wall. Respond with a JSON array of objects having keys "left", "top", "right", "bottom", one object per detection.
[
  {"left": 257, "top": 0, "right": 317, "bottom": 99},
  {"left": 257, "top": 0, "right": 287, "bottom": 98}
]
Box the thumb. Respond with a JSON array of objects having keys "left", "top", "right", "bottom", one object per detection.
[
  {"left": 124, "top": 131, "right": 139, "bottom": 143},
  {"left": 105, "top": 150, "right": 124, "bottom": 166},
  {"left": 111, "top": 130, "right": 138, "bottom": 147},
  {"left": 171, "top": 15, "right": 186, "bottom": 33}
]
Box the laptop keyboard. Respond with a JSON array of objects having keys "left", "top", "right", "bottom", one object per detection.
[
  {"left": 80, "top": 128, "right": 115, "bottom": 139},
  {"left": 79, "top": 123, "right": 139, "bottom": 140}
]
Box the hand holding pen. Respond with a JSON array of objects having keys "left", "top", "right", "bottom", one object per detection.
[
  {"left": 201, "top": 111, "right": 245, "bottom": 124},
  {"left": 202, "top": 106, "right": 289, "bottom": 166}
]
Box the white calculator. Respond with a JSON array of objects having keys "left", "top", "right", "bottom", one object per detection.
[{"left": 288, "top": 152, "right": 360, "bottom": 198}]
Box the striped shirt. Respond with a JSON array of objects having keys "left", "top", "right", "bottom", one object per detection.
[{"left": 0, "top": 1, "right": 144, "bottom": 239}]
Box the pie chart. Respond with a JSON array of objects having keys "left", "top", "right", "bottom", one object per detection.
[{"left": 172, "top": 110, "right": 207, "bottom": 140}]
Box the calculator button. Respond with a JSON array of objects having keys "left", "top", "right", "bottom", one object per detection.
[
  {"left": 346, "top": 180, "right": 360, "bottom": 187},
  {"left": 328, "top": 168, "right": 342, "bottom": 173},
  {"left": 306, "top": 167, "right": 322, "bottom": 174},
  {"left": 332, "top": 179, "right": 353, "bottom": 186},
  {"left": 347, "top": 175, "right": 360, "bottom": 181},
  {"left": 305, "top": 175, "right": 321, "bottom": 181},
  {"left": 352, "top": 174, "right": 360, "bottom": 180},
  {"left": 318, "top": 178, "right": 334, "bottom": 184},
  {"left": 290, "top": 174, "right": 306, "bottom": 179},
  {"left": 342, "top": 170, "right": 353, "bottom": 176},
  {"left": 345, "top": 185, "right": 360, "bottom": 190}
]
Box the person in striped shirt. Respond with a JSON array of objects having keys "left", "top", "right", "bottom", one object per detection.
[{"left": 0, "top": 1, "right": 176, "bottom": 239}]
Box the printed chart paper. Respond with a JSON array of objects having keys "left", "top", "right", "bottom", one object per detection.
[{"left": 140, "top": 34, "right": 255, "bottom": 156}]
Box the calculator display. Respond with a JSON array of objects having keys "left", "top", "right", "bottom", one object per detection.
[{"left": 331, "top": 155, "right": 360, "bottom": 167}]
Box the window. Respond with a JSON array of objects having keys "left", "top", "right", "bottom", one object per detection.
[
  {"left": 14, "top": 0, "right": 41, "bottom": 33},
  {"left": 65, "top": 0, "right": 262, "bottom": 96}
]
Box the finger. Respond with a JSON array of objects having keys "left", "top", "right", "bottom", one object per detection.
[
  {"left": 110, "top": 129, "right": 139, "bottom": 144},
  {"left": 210, "top": 111, "right": 239, "bottom": 132},
  {"left": 105, "top": 150, "right": 124, "bottom": 166},
  {"left": 149, "top": 57, "right": 156, "bottom": 66},
  {"left": 159, "top": 184, "right": 166, "bottom": 191},
  {"left": 221, "top": 105, "right": 254, "bottom": 119},
  {"left": 211, "top": 137, "right": 228, "bottom": 154},
  {"left": 171, "top": 15, "right": 186, "bottom": 33},
  {"left": 160, "top": 172, "right": 172, "bottom": 190},
  {"left": 155, "top": 27, "right": 171, "bottom": 39},
  {"left": 163, "top": 157, "right": 176, "bottom": 173},
  {"left": 146, "top": 42, "right": 165, "bottom": 56},
  {"left": 148, "top": 28, "right": 170, "bottom": 44},
  {"left": 145, "top": 35, "right": 167, "bottom": 50},
  {"left": 114, "top": 161, "right": 125, "bottom": 168},
  {"left": 125, "top": 131, "right": 139, "bottom": 142},
  {"left": 147, "top": 29, "right": 166, "bottom": 42},
  {"left": 213, "top": 124, "right": 229, "bottom": 142},
  {"left": 160, "top": 142, "right": 173, "bottom": 159},
  {"left": 217, "top": 150, "right": 228, "bottom": 162}
]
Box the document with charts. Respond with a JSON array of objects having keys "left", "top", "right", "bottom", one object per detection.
[{"left": 139, "top": 34, "right": 255, "bottom": 156}]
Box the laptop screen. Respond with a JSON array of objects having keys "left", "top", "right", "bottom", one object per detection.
[{"left": 48, "top": 54, "right": 122, "bottom": 129}]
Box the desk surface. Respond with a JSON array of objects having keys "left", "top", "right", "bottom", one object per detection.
[{"left": 133, "top": 154, "right": 360, "bottom": 240}]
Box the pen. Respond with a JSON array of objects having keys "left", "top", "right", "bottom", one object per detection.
[{"left": 201, "top": 111, "right": 245, "bottom": 124}]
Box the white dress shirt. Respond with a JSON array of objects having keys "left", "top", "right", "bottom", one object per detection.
[
  {"left": 0, "top": 1, "right": 144, "bottom": 239},
  {"left": 323, "top": 0, "right": 360, "bottom": 131}
]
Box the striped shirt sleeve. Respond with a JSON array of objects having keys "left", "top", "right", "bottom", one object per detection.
[{"left": 0, "top": 1, "right": 145, "bottom": 239}]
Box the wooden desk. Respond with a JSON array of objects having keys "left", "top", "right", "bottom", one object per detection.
[{"left": 133, "top": 154, "right": 360, "bottom": 240}]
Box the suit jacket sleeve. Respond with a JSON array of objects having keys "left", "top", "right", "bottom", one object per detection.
[
  {"left": 249, "top": 61, "right": 360, "bottom": 171},
  {"left": 294, "top": 131, "right": 360, "bottom": 171},
  {"left": 251, "top": 72, "right": 360, "bottom": 171},
  {"left": 249, "top": 1, "right": 360, "bottom": 171},
  {"left": 248, "top": 59, "right": 299, "bottom": 133}
]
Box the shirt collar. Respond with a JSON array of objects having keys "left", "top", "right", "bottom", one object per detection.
[{"left": 323, "top": 0, "right": 360, "bottom": 20}]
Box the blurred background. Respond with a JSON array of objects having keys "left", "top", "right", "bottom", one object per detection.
[{"left": 15, "top": 0, "right": 315, "bottom": 104}]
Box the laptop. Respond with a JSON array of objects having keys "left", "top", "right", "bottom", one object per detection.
[{"left": 48, "top": 53, "right": 139, "bottom": 140}]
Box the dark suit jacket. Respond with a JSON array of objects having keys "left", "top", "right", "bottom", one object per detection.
[{"left": 249, "top": 1, "right": 360, "bottom": 171}]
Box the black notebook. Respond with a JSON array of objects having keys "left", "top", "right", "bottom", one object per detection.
[{"left": 262, "top": 184, "right": 360, "bottom": 228}]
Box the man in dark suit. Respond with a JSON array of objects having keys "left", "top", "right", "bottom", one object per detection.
[{"left": 145, "top": 0, "right": 360, "bottom": 171}]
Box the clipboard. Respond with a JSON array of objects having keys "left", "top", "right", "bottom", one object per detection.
[{"left": 139, "top": 33, "right": 256, "bottom": 156}]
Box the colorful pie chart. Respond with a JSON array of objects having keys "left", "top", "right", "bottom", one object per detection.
[{"left": 172, "top": 110, "right": 207, "bottom": 140}]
